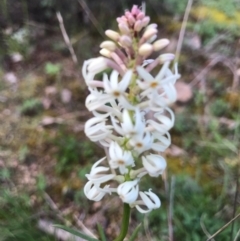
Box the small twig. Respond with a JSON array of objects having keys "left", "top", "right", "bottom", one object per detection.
[
  {"left": 56, "top": 11, "right": 78, "bottom": 65},
  {"left": 233, "top": 227, "right": 240, "bottom": 241},
  {"left": 200, "top": 215, "right": 215, "bottom": 241},
  {"left": 175, "top": 0, "right": 193, "bottom": 64},
  {"left": 206, "top": 212, "right": 240, "bottom": 241},
  {"left": 143, "top": 215, "right": 152, "bottom": 241},
  {"left": 74, "top": 214, "right": 98, "bottom": 239},
  {"left": 168, "top": 176, "right": 175, "bottom": 241},
  {"left": 189, "top": 55, "right": 238, "bottom": 89},
  {"left": 78, "top": 0, "right": 104, "bottom": 38},
  {"left": 230, "top": 166, "right": 239, "bottom": 240}
]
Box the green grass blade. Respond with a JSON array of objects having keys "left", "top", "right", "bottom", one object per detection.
[
  {"left": 128, "top": 223, "right": 142, "bottom": 241},
  {"left": 53, "top": 225, "right": 100, "bottom": 241},
  {"left": 97, "top": 223, "right": 107, "bottom": 241}
]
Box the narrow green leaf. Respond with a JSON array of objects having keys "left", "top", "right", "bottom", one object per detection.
[
  {"left": 53, "top": 224, "right": 100, "bottom": 241},
  {"left": 97, "top": 223, "right": 107, "bottom": 241},
  {"left": 128, "top": 223, "right": 142, "bottom": 241}
]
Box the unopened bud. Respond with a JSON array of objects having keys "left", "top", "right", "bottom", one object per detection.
[
  {"left": 114, "top": 175, "right": 125, "bottom": 183},
  {"left": 158, "top": 53, "right": 175, "bottom": 63},
  {"left": 131, "top": 5, "right": 139, "bottom": 15},
  {"left": 148, "top": 34, "right": 157, "bottom": 43},
  {"left": 138, "top": 43, "right": 153, "bottom": 56},
  {"left": 118, "top": 23, "right": 130, "bottom": 34},
  {"left": 127, "top": 14, "right": 135, "bottom": 26},
  {"left": 119, "top": 35, "right": 132, "bottom": 47},
  {"left": 105, "top": 30, "right": 120, "bottom": 41},
  {"left": 100, "top": 41, "right": 116, "bottom": 51},
  {"left": 153, "top": 39, "right": 170, "bottom": 51},
  {"left": 146, "top": 23, "right": 158, "bottom": 30},
  {"left": 100, "top": 48, "right": 112, "bottom": 58},
  {"left": 137, "top": 12, "right": 145, "bottom": 20},
  {"left": 134, "top": 20, "right": 142, "bottom": 32},
  {"left": 143, "top": 28, "right": 158, "bottom": 40},
  {"left": 117, "top": 16, "right": 127, "bottom": 24},
  {"left": 141, "top": 16, "right": 150, "bottom": 27}
]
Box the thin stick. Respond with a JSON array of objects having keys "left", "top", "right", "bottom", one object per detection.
[
  {"left": 175, "top": 0, "right": 193, "bottom": 64},
  {"left": 233, "top": 228, "right": 240, "bottom": 241},
  {"left": 230, "top": 166, "right": 239, "bottom": 240},
  {"left": 56, "top": 11, "right": 78, "bottom": 65},
  {"left": 78, "top": 0, "right": 104, "bottom": 38},
  {"left": 168, "top": 176, "right": 175, "bottom": 241},
  {"left": 200, "top": 215, "right": 215, "bottom": 241},
  {"left": 206, "top": 213, "right": 240, "bottom": 241}
]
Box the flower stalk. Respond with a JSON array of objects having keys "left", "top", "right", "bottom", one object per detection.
[{"left": 113, "top": 204, "right": 131, "bottom": 241}]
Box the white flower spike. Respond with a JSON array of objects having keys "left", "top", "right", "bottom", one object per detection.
[{"left": 82, "top": 4, "right": 180, "bottom": 214}]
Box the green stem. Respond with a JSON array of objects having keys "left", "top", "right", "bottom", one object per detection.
[{"left": 113, "top": 203, "right": 131, "bottom": 241}]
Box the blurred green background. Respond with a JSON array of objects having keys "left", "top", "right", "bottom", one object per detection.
[{"left": 0, "top": 0, "right": 240, "bottom": 240}]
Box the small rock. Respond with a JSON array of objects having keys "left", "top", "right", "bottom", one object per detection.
[
  {"left": 10, "top": 52, "right": 23, "bottom": 63},
  {"left": 45, "top": 86, "right": 57, "bottom": 96},
  {"left": 175, "top": 81, "right": 193, "bottom": 103},
  {"left": 61, "top": 89, "right": 72, "bottom": 103},
  {"left": 41, "top": 116, "right": 63, "bottom": 126},
  {"left": 3, "top": 72, "right": 18, "bottom": 84}
]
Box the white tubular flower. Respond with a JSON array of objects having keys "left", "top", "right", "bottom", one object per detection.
[
  {"left": 129, "top": 131, "right": 153, "bottom": 154},
  {"left": 142, "top": 154, "right": 166, "bottom": 177},
  {"left": 112, "top": 108, "right": 145, "bottom": 137},
  {"left": 117, "top": 179, "right": 139, "bottom": 204},
  {"left": 109, "top": 141, "right": 135, "bottom": 174},
  {"left": 86, "top": 157, "right": 115, "bottom": 183},
  {"left": 136, "top": 61, "right": 171, "bottom": 96},
  {"left": 151, "top": 132, "right": 171, "bottom": 152},
  {"left": 147, "top": 107, "right": 175, "bottom": 134},
  {"left": 84, "top": 116, "right": 112, "bottom": 142},
  {"left": 103, "top": 70, "right": 136, "bottom": 110},
  {"left": 103, "top": 70, "right": 131, "bottom": 97},
  {"left": 84, "top": 181, "right": 110, "bottom": 201},
  {"left": 85, "top": 90, "right": 111, "bottom": 112},
  {"left": 160, "top": 65, "right": 179, "bottom": 103},
  {"left": 82, "top": 57, "right": 108, "bottom": 85},
  {"left": 132, "top": 189, "right": 161, "bottom": 213}
]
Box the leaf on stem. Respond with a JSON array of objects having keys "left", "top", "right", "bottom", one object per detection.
[
  {"left": 53, "top": 224, "right": 100, "bottom": 241},
  {"left": 97, "top": 223, "right": 107, "bottom": 241},
  {"left": 128, "top": 223, "right": 142, "bottom": 241}
]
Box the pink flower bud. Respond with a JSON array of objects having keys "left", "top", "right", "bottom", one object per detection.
[
  {"left": 137, "top": 12, "right": 145, "bottom": 20},
  {"left": 117, "top": 16, "right": 127, "bottom": 24},
  {"left": 141, "top": 16, "right": 150, "bottom": 27},
  {"left": 158, "top": 53, "right": 175, "bottom": 63},
  {"left": 143, "top": 28, "right": 158, "bottom": 40},
  {"left": 146, "top": 23, "right": 158, "bottom": 30},
  {"left": 134, "top": 20, "right": 142, "bottom": 32},
  {"left": 127, "top": 15, "right": 135, "bottom": 26},
  {"left": 153, "top": 39, "right": 170, "bottom": 51},
  {"left": 100, "top": 48, "right": 112, "bottom": 58},
  {"left": 100, "top": 41, "right": 116, "bottom": 51},
  {"left": 131, "top": 5, "right": 139, "bottom": 15},
  {"left": 138, "top": 43, "right": 153, "bottom": 56},
  {"left": 119, "top": 35, "right": 132, "bottom": 47},
  {"left": 105, "top": 30, "right": 120, "bottom": 41},
  {"left": 118, "top": 23, "right": 130, "bottom": 34}
]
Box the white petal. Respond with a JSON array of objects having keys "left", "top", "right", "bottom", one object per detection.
[
  {"left": 136, "top": 66, "right": 154, "bottom": 82},
  {"left": 119, "top": 70, "right": 132, "bottom": 91}
]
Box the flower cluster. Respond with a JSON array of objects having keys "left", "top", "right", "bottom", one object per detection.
[{"left": 82, "top": 5, "right": 180, "bottom": 213}]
